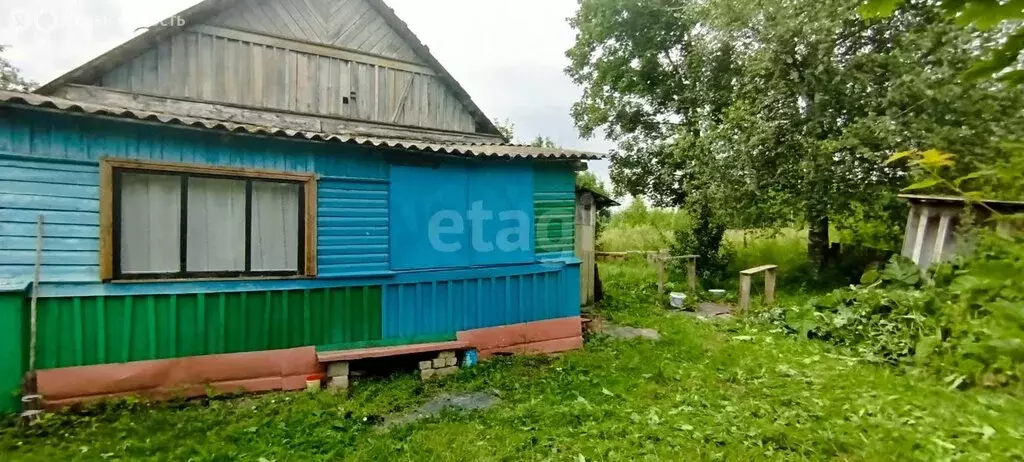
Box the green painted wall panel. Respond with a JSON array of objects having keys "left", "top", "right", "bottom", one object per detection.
[
  {"left": 534, "top": 164, "right": 577, "bottom": 253},
  {"left": 36, "top": 286, "right": 382, "bottom": 370},
  {"left": 0, "top": 292, "right": 27, "bottom": 413}
]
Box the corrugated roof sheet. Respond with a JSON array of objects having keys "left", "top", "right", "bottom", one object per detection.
[{"left": 0, "top": 90, "right": 608, "bottom": 160}]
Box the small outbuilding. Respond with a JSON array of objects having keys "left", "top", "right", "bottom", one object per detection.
[
  {"left": 574, "top": 186, "right": 618, "bottom": 306},
  {"left": 900, "top": 194, "right": 1024, "bottom": 268}
]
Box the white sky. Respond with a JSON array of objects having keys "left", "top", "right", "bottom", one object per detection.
[{"left": 0, "top": 0, "right": 615, "bottom": 194}]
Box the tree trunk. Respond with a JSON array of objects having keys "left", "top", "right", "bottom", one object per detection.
[{"left": 807, "top": 206, "right": 830, "bottom": 276}]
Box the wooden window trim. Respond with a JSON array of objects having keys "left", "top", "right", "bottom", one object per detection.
[{"left": 100, "top": 158, "right": 317, "bottom": 281}]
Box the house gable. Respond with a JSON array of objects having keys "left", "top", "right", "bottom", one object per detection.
[
  {"left": 36, "top": 0, "right": 501, "bottom": 138},
  {"left": 205, "top": 0, "right": 424, "bottom": 64}
]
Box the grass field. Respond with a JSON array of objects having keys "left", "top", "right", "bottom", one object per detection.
[{"left": 1, "top": 260, "right": 1020, "bottom": 461}]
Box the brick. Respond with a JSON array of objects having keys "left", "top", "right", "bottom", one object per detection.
[
  {"left": 432, "top": 358, "right": 446, "bottom": 368},
  {"left": 420, "top": 368, "right": 436, "bottom": 381},
  {"left": 445, "top": 356, "right": 457, "bottom": 367},
  {"left": 418, "top": 360, "right": 433, "bottom": 370},
  {"left": 328, "top": 376, "right": 349, "bottom": 390},
  {"left": 327, "top": 361, "right": 350, "bottom": 378},
  {"left": 439, "top": 351, "right": 456, "bottom": 359}
]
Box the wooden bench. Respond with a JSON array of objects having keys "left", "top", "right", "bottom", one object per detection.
[
  {"left": 317, "top": 340, "right": 469, "bottom": 389},
  {"left": 738, "top": 265, "right": 778, "bottom": 311}
]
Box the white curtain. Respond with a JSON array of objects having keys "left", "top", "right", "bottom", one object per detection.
[
  {"left": 186, "top": 177, "right": 246, "bottom": 272},
  {"left": 119, "top": 173, "right": 181, "bottom": 274},
  {"left": 250, "top": 181, "right": 300, "bottom": 271}
]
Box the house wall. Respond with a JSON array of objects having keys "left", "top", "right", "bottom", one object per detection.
[
  {"left": 0, "top": 107, "right": 580, "bottom": 411},
  {"left": 90, "top": 0, "right": 477, "bottom": 133}
]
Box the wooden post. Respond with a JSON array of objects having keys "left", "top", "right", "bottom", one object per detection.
[
  {"left": 656, "top": 257, "right": 666, "bottom": 293},
  {"left": 764, "top": 268, "right": 776, "bottom": 306},
  {"left": 738, "top": 273, "right": 752, "bottom": 312},
  {"left": 687, "top": 258, "right": 697, "bottom": 293}
]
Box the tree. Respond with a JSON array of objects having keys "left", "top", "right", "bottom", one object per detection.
[
  {"left": 0, "top": 45, "right": 35, "bottom": 91},
  {"left": 492, "top": 118, "right": 516, "bottom": 141},
  {"left": 529, "top": 135, "right": 558, "bottom": 148},
  {"left": 576, "top": 170, "right": 611, "bottom": 198},
  {"left": 566, "top": 0, "right": 1024, "bottom": 272},
  {"left": 860, "top": 0, "right": 1024, "bottom": 84}
]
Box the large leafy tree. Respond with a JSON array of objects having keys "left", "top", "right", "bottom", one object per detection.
[
  {"left": 0, "top": 45, "right": 35, "bottom": 91},
  {"left": 566, "top": 0, "right": 1024, "bottom": 270}
]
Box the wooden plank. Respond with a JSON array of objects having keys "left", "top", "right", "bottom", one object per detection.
[
  {"left": 190, "top": 24, "right": 436, "bottom": 76},
  {"left": 687, "top": 259, "right": 697, "bottom": 293},
  {"left": 101, "top": 158, "right": 316, "bottom": 183},
  {"left": 316, "top": 340, "right": 468, "bottom": 362},
  {"left": 764, "top": 268, "right": 776, "bottom": 306},
  {"left": 911, "top": 208, "right": 931, "bottom": 266},
  {"left": 740, "top": 265, "right": 778, "bottom": 275},
  {"left": 933, "top": 212, "right": 953, "bottom": 264},
  {"left": 739, "top": 274, "right": 752, "bottom": 312},
  {"left": 99, "top": 161, "right": 114, "bottom": 281},
  {"left": 305, "top": 178, "right": 318, "bottom": 277},
  {"left": 391, "top": 72, "right": 413, "bottom": 123}
]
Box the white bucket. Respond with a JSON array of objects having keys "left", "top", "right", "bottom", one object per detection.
[{"left": 669, "top": 292, "right": 687, "bottom": 308}]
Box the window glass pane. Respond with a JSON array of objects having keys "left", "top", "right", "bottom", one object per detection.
[
  {"left": 186, "top": 177, "right": 246, "bottom": 272},
  {"left": 251, "top": 181, "right": 300, "bottom": 271},
  {"left": 120, "top": 172, "right": 181, "bottom": 274}
]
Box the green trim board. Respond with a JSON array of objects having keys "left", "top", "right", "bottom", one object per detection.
[
  {"left": 317, "top": 333, "right": 457, "bottom": 353},
  {"left": 534, "top": 165, "right": 576, "bottom": 253},
  {"left": 0, "top": 292, "right": 27, "bottom": 414},
  {"left": 35, "top": 286, "right": 382, "bottom": 369}
]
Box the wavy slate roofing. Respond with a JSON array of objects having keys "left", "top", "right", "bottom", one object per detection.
[{"left": 0, "top": 90, "right": 606, "bottom": 160}]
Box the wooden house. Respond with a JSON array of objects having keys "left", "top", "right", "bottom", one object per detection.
[{"left": 0, "top": 0, "right": 604, "bottom": 412}]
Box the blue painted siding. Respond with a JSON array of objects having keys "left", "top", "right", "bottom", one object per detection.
[
  {"left": 381, "top": 264, "right": 580, "bottom": 339},
  {"left": 0, "top": 157, "right": 101, "bottom": 282},
  {"left": 0, "top": 108, "right": 388, "bottom": 283},
  {"left": 390, "top": 164, "right": 470, "bottom": 270},
  {"left": 468, "top": 164, "right": 535, "bottom": 266},
  {"left": 317, "top": 178, "right": 390, "bottom": 276}
]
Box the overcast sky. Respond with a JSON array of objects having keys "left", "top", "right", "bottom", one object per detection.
[{"left": 0, "top": 0, "right": 615, "bottom": 196}]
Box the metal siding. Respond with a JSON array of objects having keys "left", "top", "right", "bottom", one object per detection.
[
  {"left": 318, "top": 178, "right": 389, "bottom": 276},
  {"left": 0, "top": 292, "right": 27, "bottom": 414},
  {"left": 35, "top": 286, "right": 382, "bottom": 369},
  {"left": 0, "top": 110, "right": 387, "bottom": 283},
  {"left": 534, "top": 165, "right": 576, "bottom": 254},
  {"left": 381, "top": 266, "right": 579, "bottom": 339}
]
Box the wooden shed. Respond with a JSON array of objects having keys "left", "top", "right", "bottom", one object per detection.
[
  {"left": 0, "top": 0, "right": 606, "bottom": 412},
  {"left": 574, "top": 186, "right": 618, "bottom": 306},
  {"left": 900, "top": 194, "right": 1024, "bottom": 268}
]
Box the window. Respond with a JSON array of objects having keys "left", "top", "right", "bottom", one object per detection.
[{"left": 101, "top": 159, "right": 316, "bottom": 280}]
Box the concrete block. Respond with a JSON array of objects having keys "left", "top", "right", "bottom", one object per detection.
[
  {"left": 445, "top": 356, "right": 457, "bottom": 367},
  {"left": 328, "top": 376, "right": 349, "bottom": 390},
  {"left": 437, "top": 366, "right": 458, "bottom": 377},
  {"left": 327, "top": 361, "right": 350, "bottom": 378},
  {"left": 439, "top": 351, "right": 456, "bottom": 359},
  {"left": 420, "top": 368, "right": 436, "bottom": 381},
  {"left": 432, "top": 358, "right": 446, "bottom": 368},
  {"left": 418, "top": 360, "right": 433, "bottom": 370}
]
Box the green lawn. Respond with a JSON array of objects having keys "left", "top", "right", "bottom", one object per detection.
[{"left": 1, "top": 262, "right": 1021, "bottom": 461}]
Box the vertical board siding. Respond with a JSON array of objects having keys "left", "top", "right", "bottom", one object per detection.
[
  {"left": 318, "top": 178, "right": 389, "bottom": 275},
  {"left": 381, "top": 266, "right": 580, "bottom": 339},
  {"left": 35, "top": 286, "right": 382, "bottom": 369},
  {"left": 206, "top": 0, "right": 423, "bottom": 63},
  {"left": 0, "top": 109, "right": 387, "bottom": 282},
  {"left": 97, "top": 30, "right": 475, "bottom": 132},
  {"left": 534, "top": 165, "right": 576, "bottom": 254}
]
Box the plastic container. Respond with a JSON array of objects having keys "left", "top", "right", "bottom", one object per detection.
[
  {"left": 708, "top": 289, "right": 727, "bottom": 300},
  {"left": 462, "top": 349, "right": 478, "bottom": 368},
  {"left": 669, "top": 292, "right": 687, "bottom": 308},
  {"left": 305, "top": 374, "right": 323, "bottom": 392}
]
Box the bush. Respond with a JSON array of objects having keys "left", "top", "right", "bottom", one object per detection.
[{"left": 760, "top": 230, "right": 1024, "bottom": 390}]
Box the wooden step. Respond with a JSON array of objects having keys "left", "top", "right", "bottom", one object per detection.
[{"left": 316, "top": 340, "right": 469, "bottom": 363}]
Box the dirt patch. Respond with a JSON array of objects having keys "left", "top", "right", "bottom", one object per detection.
[
  {"left": 383, "top": 391, "right": 501, "bottom": 428},
  {"left": 603, "top": 324, "right": 661, "bottom": 341}
]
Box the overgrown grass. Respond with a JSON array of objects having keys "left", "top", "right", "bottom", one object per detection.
[{"left": 1, "top": 260, "right": 1021, "bottom": 460}]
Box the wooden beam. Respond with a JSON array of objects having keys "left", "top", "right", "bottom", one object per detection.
[
  {"left": 190, "top": 24, "right": 437, "bottom": 76},
  {"left": 933, "top": 212, "right": 953, "bottom": 264},
  {"left": 764, "top": 268, "right": 777, "bottom": 306},
  {"left": 739, "top": 274, "right": 752, "bottom": 312},
  {"left": 391, "top": 77, "right": 414, "bottom": 123},
  {"left": 99, "top": 160, "right": 115, "bottom": 280},
  {"left": 687, "top": 259, "right": 697, "bottom": 293},
  {"left": 911, "top": 207, "right": 931, "bottom": 266}
]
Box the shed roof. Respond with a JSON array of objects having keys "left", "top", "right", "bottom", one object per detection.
[
  {"left": 33, "top": 0, "right": 504, "bottom": 137},
  {"left": 577, "top": 185, "right": 620, "bottom": 208},
  {"left": 0, "top": 90, "right": 607, "bottom": 160},
  {"left": 899, "top": 194, "right": 1024, "bottom": 209}
]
